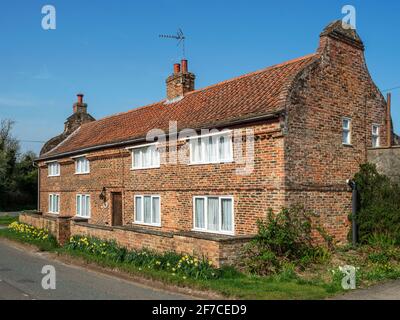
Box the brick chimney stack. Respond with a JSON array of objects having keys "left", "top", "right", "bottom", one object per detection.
[
  {"left": 166, "top": 59, "right": 195, "bottom": 101},
  {"left": 73, "top": 93, "right": 88, "bottom": 114}
]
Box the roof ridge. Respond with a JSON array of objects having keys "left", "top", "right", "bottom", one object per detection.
[{"left": 80, "top": 53, "right": 317, "bottom": 127}]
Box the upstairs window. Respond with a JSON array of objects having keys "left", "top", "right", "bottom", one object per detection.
[
  {"left": 49, "top": 194, "right": 60, "bottom": 214},
  {"left": 190, "top": 132, "right": 233, "bottom": 164},
  {"left": 131, "top": 144, "right": 160, "bottom": 169},
  {"left": 342, "top": 118, "right": 352, "bottom": 145},
  {"left": 193, "top": 196, "right": 234, "bottom": 234},
  {"left": 372, "top": 124, "right": 380, "bottom": 148},
  {"left": 134, "top": 195, "right": 161, "bottom": 226},
  {"left": 48, "top": 162, "right": 60, "bottom": 177},
  {"left": 75, "top": 157, "right": 90, "bottom": 174},
  {"left": 76, "top": 194, "right": 90, "bottom": 218}
]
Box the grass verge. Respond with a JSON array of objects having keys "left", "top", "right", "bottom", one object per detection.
[{"left": 0, "top": 215, "right": 18, "bottom": 226}]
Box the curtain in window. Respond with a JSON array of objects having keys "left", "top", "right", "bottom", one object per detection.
[
  {"left": 77, "top": 195, "right": 81, "bottom": 216},
  {"left": 144, "top": 196, "right": 152, "bottom": 223},
  {"left": 194, "top": 198, "right": 205, "bottom": 229},
  {"left": 85, "top": 196, "right": 90, "bottom": 217},
  {"left": 207, "top": 136, "right": 218, "bottom": 162},
  {"left": 152, "top": 197, "right": 160, "bottom": 224},
  {"left": 191, "top": 138, "right": 202, "bottom": 163},
  {"left": 219, "top": 135, "right": 231, "bottom": 161},
  {"left": 135, "top": 197, "right": 142, "bottom": 222},
  {"left": 207, "top": 197, "right": 219, "bottom": 231},
  {"left": 221, "top": 198, "right": 233, "bottom": 231},
  {"left": 133, "top": 150, "right": 141, "bottom": 168}
]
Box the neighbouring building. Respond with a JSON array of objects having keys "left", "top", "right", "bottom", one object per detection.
[{"left": 25, "top": 21, "right": 395, "bottom": 266}]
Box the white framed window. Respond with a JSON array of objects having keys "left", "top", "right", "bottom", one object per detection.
[
  {"left": 75, "top": 157, "right": 90, "bottom": 174},
  {"left": 48, "top": 194, "right": 60, "bottom": 214},
  {"left": 342, "top": 117, "right": 352, "bottom": 145},
  {"left": 130, "top": 144, "right": 160, "bottom": 170},
  {"left": 48, "top": 162, "right": 60, "bottom": 177},
  {"left": 193, "top": 196, "right": 234, "bottom": 235},
  {"left": 372, "top": 124, "right": 380, "bottom": 148},
  {"left": 76, "top": 194, "right": 90, "bottom": 218},
  {"left": 189, "top": 132, "right": 233, "bottom": 164},
  {"left": 134, "top": 195, "right": 161, "bottom": 226}
]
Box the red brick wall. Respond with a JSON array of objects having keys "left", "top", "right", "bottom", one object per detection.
[
  {"left": 283, "top": 34, "right": 388, "bottom": 242},
  {"left": 39, "top": 120, "right": 285, "bottom": 236}
]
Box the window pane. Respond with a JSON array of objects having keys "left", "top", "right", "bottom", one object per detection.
[
  {"left": 52, "top": 195, "right": 56, "bottom": 212},
  {"left": 77, "top": 195, "right": 81, "bottom": 215},
  {"left": 152, "top": 197, "right": 160, "bottom": 224},
  {"left": 85, "top": 196, "right": 90, "bottom": 217},
  {"left": 82, "top": 195, "right": 86, "bottom": 216},
  {"left": 143, "top": 147, "right": 151, "bottom": 167},
  {"left": 343, "top": 119, "right": 350, "bottom": 129},
  {"left": 342, "top": 131, "right": 350, "bottom": 144},
  {"left": 219, "top": 135, "right": 231, "bottom": 161},
  {"left": 49, "top": 195, "right": 52, "bottom": 212},
  {"left": 194, "top": 198, "right": 205, "bottom": 229},
  {"left": 135, "top": 197, "right": 142, "bottom": 222},
  {"left": 144, "top": 196, "right": 151, "bottom": 223},
  {"left": 207, "top": 197, "right": 219, "bottom": 231},
  {"left": 221, "top": 199, "right": 233, "bottom": 231},
  {"left": 133, "top": 150, "right": 141, "bottom": 168}
]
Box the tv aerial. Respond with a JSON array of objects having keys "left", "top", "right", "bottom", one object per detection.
[{"left": 159, "top": 28, "right": 186, "bottom": 57}]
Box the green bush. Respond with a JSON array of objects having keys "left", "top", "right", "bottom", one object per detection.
[
  {"left": 242, "top": 207, "right": 332, "bottom": 275},
  {"left": 65, "top": 235, "right": 218, "bottom": 280},
  {"left": 354, "top": 163, "right": 400, "bottom": 244}
]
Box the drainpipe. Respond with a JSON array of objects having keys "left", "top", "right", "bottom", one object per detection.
[
  {"left": 33, "top": 161, "right": 40, "bottom": 212},
  {"left": 347, "top": 179, "right": 358, "bottom": 247},
  {"left": 387, "top": 93, "right": 392, "bottom": 147}
]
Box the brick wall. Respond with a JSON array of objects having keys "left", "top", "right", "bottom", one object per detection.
[
  {"left": 283, "top": 30, "right": 388, "bottom": 243},
  {"left": 38, "top": 120, "right": 285, "bottom": 236}
]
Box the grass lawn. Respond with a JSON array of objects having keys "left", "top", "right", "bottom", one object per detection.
[{"left": 0, "top": 215, "right": 18, "bottom": 226}]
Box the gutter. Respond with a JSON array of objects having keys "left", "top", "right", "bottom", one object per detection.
[{"left": 36, "top": 111, "right": 283, "bottom": 162}]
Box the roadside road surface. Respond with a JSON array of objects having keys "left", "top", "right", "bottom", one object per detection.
[{"left": 0, "top": 239, "right": 191, "bottom": 300}]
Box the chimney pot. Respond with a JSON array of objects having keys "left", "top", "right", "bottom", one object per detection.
[
  {"left": 181, "top": 59, "right": 188, "bottom": 73},
  {"left": 77, "top": 93, "right": 84, "bottom": 104},
  {"left": 173, "top": 63, "right": 181, "bottom": 74}
]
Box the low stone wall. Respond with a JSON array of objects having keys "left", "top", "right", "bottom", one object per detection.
[
  {"left": 368, "top": 146, "right": 400, "bottom": 184},
  {"left": 71, "top": 222, "right": 252, "bottom": 267}
]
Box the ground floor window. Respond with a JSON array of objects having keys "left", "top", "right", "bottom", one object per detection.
[
  {"left": 134, "top": 195, "right": 161, "bottom": 226},
  {"left": 76, "top": 194, "right": 90, "bottom": 218},
  {"left": 48, "top": 194, "right": 60, "bottom": 214},
  {"left": 193, "top": 196, "right": 234, "bottom": 234}
]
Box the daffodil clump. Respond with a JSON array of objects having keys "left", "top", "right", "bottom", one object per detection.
[
  {"left": 66, "top": 235, "right": 218, "bottom": 280},
  {"left": 8, "top": 222, "right": 53, "bottom": 242}
]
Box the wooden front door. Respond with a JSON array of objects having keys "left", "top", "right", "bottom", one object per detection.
[{"left": 112, "top": 193, "right": 123, "bottom": 226}]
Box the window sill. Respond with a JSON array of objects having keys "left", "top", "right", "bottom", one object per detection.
[
  {"left": 191, "top": 228, "right": 234, "bottom": 236},
  {"left": 189, "top": 160, "right": 234, "bottom": 166},
  {"left": 47, "top": 175, "right": 60, "bottom": 178},
  {"left": 133, "top": 221, "right": 161, "bottom": 228},
  {"left": 342, "top": 143, "right": 353, "bottom": 148},
  {"left": 76, "top": 215, "right": 90, "bottom": 219},
  {"left": 47, "top": 212, "right": 59, "bottom": 215},
  {"left": 74, "top": 172, "right": 90, "bottom": 175},
  {"left": 130, "top": 166, "right": 160, "bottom": 171}
]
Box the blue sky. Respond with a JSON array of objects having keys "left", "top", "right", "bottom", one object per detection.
[{"left": 1, "top": 0, "right": 399, "bottom": 154}]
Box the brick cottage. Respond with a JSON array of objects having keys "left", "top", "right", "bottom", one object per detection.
[{"left": 23, "top": 21, "right": 393, "bottom": 266}]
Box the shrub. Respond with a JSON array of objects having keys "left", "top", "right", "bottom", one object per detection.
[
  {"left": 354, "top": 163, "right": 400, "bottom": 244},
  {"left": 242, "top": 207, "right": 332, "bottom": 275},
  {"left": 65, "top": 235, "right": 218, "bottom": 280},
  {"left": 8, "top": 221, "right": 53, "bottom": 242}
]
